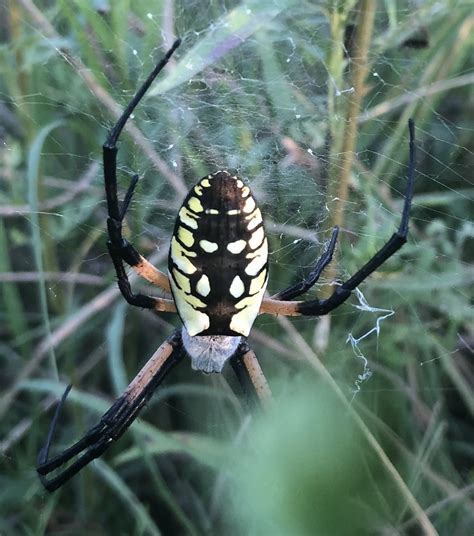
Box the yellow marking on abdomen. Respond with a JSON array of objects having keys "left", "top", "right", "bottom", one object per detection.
[
  {"left": 229, "top": 284, "right": 267, "bottom": 336},
  {"left": 172, "top": 268, "right": 191, "bottom": 294},
  {"left": 245, "top": 239, "right": 268, "bottom": 276},
  {"left": 178, "top": 226, "right": 194, "bottom": 247},
  {"left": 170, "top": 278, "right": 209, "bottom": 336},
  {"left": 248, "top": 226, "right": 264, "bottom": 249},
  {"left": 185, "top": 293, "right": 207, "bottom": 309},
  {"left": 188, "top": 196, "right": 203, "bottom": 213},
  {"left": 246, "top": 208, "right": 263, "bottom": 231},
  {"left": 249, "top": 269, "right": 267, "bottom": 295},
  {"left": 178, "top": 207, "right": 199, "bottom": 229},
  {"left": 243, "top": 196, "right": 256, "bottom": 213},
  {"left": 171, "top": 237, "right": 197, "bottom": 274}
]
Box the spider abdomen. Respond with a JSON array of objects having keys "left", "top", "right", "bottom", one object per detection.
[{"left": 168, "top": 170, "right": 268, "bottom": 337}]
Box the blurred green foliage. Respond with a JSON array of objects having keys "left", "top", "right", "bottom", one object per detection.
[
  {"left": 232, "top": 381, "right": 374, "bottom": 535},
  {"left": 0, "top": 0, "right": 473, "bottom": 534}
]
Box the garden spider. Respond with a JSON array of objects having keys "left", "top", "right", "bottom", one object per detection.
[{"left": 37, "top": 39, "right": 416, "bottom": 492}]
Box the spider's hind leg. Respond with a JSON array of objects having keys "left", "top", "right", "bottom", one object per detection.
[
  {"left": 37, "top": 332, "right": 183, "bottom": 492},
  {"left": 230, "top": 341, "right": 272, "bottom": 410},
  {"left": 258, "top": 119, "right": 416, "bottom": 319}
]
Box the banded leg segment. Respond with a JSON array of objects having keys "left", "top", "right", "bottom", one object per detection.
[
  {"left": 37, "top": 331, "right": 183, "bottom": 492},
  {"left": 260, "top": 119, "right": 416, "bottom": 318},
  {"left": 107, "top": 242, "right": 175, "bottom": 312},
  {"left": 231, "top": 342, "right": 272, "bottom": 409},
  {"left": 103, "top": 40, "right": 181, "bottom": 306}
]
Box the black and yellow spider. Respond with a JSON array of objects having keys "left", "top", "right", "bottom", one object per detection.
[{"left": 37, "top": 39, "right": 416, "bottom": 491}]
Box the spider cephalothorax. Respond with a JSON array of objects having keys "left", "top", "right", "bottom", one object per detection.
[{"left": 37, "top": 39, "right": 416, "bottom": 492}]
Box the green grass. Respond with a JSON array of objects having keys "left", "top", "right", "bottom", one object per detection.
[{"left": 1, "top": 1, "right": 473, "bottom": 534}]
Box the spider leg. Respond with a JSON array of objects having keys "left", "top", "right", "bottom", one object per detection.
[
  {"left": 230, "top": 341, "right": 272, "bottom": 409},
  {"left": 103, "top": 40, "right": 181, "bottom": 298},
  {"left": 105, "top": 180, "right": 171, "bottom": 294},
  {"left": 119, "top": 174, "right": 139, "bottom": 221},
  {"left": 37, "top": 331, "right": 183, "bottom": 492},
  {"left": 269, "top": 226, "right": 339, "bottom": 301},
  {"left": 260, "top": 119, "right": 416, "bottom": 318},
  {"left": 107, "top": 241, "right": 175, "bottom": 312}
]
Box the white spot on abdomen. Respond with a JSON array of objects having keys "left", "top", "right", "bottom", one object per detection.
[
  {"left": 196, "top": 274, "right": 211, "bottom": 297},
  {"left": 227, "top": 240, "right": 246, "bottom": 254},
  {"left": 200, "top": 240, "right": 218, "bottom": 253},
  {"left": 229, "top": 275, "right": 245, "bottom": 298}
]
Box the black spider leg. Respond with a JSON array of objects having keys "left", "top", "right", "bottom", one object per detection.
[
  {"left": 273, "top": 226, "right": 339, "bottom": 301},
  {"left": 37, "top": 331, "right": 183, "bottom": 492},
  {"left": 103, "top": 38, "right": 181, "bottom": 308},
  {"left": 297, "top": 119, "right": 416, "bottom": 316},
  {"left": 230, "top": 342, "right": 260, "bottom": 411}
]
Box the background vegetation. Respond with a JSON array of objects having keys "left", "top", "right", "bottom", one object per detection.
[{"left": 0, "top": 0, "right": 472, "bottom": 534}]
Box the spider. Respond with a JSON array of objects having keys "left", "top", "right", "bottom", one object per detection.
[{"left": 37, "top": 39, "right": 416, "bottom": 492}]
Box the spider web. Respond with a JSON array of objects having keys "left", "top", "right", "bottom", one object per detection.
[
  {"left": 88, "top": 1, "right": 472, "bottom": 391},
  {"left": 4, "top": 0, "right": 470, "bottom": 394}
]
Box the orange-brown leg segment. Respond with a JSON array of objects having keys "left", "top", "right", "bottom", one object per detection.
[
  {"left": 104, "top": 41, "right": 180, "bottom": 305},
  {"left": 108, "top": 242, "right": 175, "bottom": 312},
  {"left": 37, "top": 331, "right": 183, "bottom": 492},
  {"left": 240, "top": 349, "right": 272, "bottom": 407},
  {"left": 132, "top": 255, "right": 171, "bottom": 293},
  {"left": 261, "top": 120, "right": 416, "bottom": 320},
  {"left": 259, "top": 298, "right": 302, "bottom": 316},
  {"left": 231, "top": 342, "right": 272, "bottom": 409}
]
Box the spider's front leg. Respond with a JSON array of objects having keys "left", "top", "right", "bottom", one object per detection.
[
  {"left": 37, "top": 331, "right": 183, "bottom": 492},
  {"left": 103, "top": 40, "right": 182, "bottom": 300},
  {"left": 271, "top": 226, "right": 340, "bottom": 301}
]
